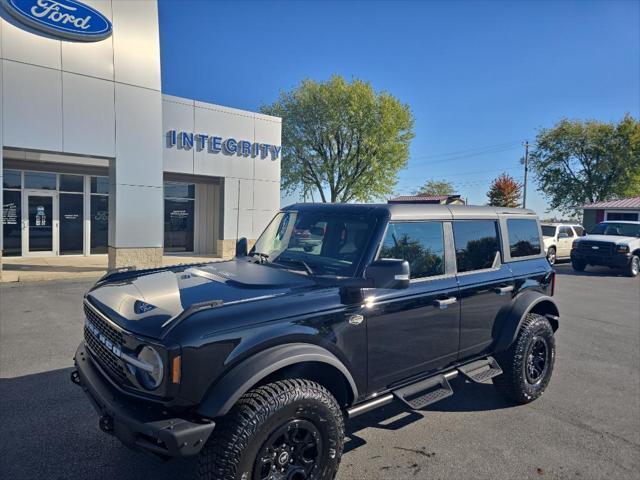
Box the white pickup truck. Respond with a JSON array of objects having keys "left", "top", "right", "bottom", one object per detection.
[{"left": 570, "top": 221, "right": 640, "bottom": 277}]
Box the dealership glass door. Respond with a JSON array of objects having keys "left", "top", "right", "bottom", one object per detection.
[{"left": 24, "top": 191, "right": 58, "bottom": 256}]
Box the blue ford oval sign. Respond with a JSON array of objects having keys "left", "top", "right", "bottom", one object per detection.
[{"left": 2, "top": 0, "right": 112, "bottom": 41}]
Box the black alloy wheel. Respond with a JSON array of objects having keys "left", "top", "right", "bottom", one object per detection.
[
  {"left": 525, "top": 336, "right": 550, "bottom": 385},
  {"left": 254, "top": 419, "right": 323, "bottom": 480}
]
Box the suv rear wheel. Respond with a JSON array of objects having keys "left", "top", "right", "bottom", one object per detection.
[
  {"left": 546, "top": 247, "right": 556, "bottom": 265},
  {"left": 627, "top": 255, "right": 639, "bottom": 277},
  {"left": 198, "top": 379, "right": 344, "bottom": 480},
  {"left": 494, "top": 313, "right": 555, "bottom": 404}
]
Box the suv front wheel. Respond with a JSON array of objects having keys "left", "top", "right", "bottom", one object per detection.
[
  {"left": 198, "top": 379, "right": 345, "bottom": 480},
  {"left": 494, "top": 313, "right": 555, "bottom": 404},
  {"left": 627, "top": 255, "right": 639, "bottom": 277}
]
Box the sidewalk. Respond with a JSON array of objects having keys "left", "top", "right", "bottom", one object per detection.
[{"left": 0, "top": 254, "right": 222, "bottom": 283}]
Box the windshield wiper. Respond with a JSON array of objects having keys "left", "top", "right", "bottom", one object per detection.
[{"left": 275, "top": 257, "right": 315, "bottom": 275}]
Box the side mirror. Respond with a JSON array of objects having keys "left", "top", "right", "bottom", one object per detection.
[
  {"left": 364, "top": 259, "right": 410, "bottom": 289},
  {"left": 235, "top": 237, "right": 248, "bottom": 257}
]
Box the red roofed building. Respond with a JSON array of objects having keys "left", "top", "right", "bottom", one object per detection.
[
  {"left": 581, "top": 196, "right": 640, "bottom": 230},
  {"left": 388, "top": 194, "right": 466, "bottom": 205}
]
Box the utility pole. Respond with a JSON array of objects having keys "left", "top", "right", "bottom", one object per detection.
[{"left": 522, "top": 141, "right": 529, "bottom": 208}]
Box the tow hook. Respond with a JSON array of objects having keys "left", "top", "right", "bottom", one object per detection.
[
  {"left": 70, "top": 370, "right": 81, "bottom": 386},
  {"left": 99, "top": 415, "right": 114, "bottom": 434}
]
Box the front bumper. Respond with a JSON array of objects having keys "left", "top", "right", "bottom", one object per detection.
[
  {"left": 571, "top": 250, "right": 631, "bottom": 268},
  {"left": 73, "top": 342, "right": 215, "bottom": 458}
]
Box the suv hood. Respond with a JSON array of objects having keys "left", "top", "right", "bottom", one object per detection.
[
  {"left": 576, "top": 234, "right": 638, "bottom": 245},
  {"left": 86, "top": 260, "right": 316, "bottom": 339}
]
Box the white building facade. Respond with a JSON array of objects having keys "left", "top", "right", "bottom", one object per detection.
[{"left": 0, "top": 0, "right": 281, "bottom": 274}]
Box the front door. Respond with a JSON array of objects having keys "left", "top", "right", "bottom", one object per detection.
[
  {"left": 366, "top": 221, "right": 460, "bottom": 393},
  {"left": 557, "top": 225, "right": 575, "bottom": 257},
  {"left": 24, "top": 191, "right": 58, "bottom": 256}
]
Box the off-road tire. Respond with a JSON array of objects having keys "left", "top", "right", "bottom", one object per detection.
[
  {"left": 494, "top": 313, "right": 555, "bottom": 404},
  {"left": 198, "top": 379, "right": 345, "bottom": 480},
  {"left": 571, "top": 259, "right": 586, "bottom": 272},
  {"left": 546, "top": 247, "right": 557, "bottom": 265},
  {"left": 626, "top": 255, "right": 639, "bottom": 277}
]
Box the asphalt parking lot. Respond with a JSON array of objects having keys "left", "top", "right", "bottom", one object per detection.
[{"left": 1, "top": 264, "right": 638, "bottom": 480}]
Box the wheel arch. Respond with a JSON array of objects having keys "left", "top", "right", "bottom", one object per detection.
[
  {"left": 494, "top": 292, "right": 559, "bottom": 353},
  {"left": 196, "top": 343, "right": 358, "bottom": 419}
]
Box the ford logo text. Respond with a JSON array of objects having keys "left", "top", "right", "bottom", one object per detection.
[{"left": 2, "top": 0, "right": 112, "bottom": 41}]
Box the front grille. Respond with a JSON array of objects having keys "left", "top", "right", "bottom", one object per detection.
[
  {"left": 578, "top": 241, "right": 615, "bottom": 256},
  {"left": 83, "top": 303, "right": 127, "bottom": 382}
]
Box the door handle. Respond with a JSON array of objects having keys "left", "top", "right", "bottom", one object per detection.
[
  {"left": 433, "top": 297, "right": 458, "bottom": 309},
  {"left": 494, "top": 285, "right": 514, "bottom": 295}
]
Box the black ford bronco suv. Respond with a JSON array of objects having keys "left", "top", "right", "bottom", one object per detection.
[{"left": 72, "top": 203, "right": 559, "bottom": 480}]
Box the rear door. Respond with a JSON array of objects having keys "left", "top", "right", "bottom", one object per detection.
[
  {"left": 366, "top": 220, "right": 460, "bottom": 393},
  {"left": 454, "top": 219, "right": 515, "bottom": 360},
  {"left": 557, "top": 225, "right": 575, "bottom": 257}
]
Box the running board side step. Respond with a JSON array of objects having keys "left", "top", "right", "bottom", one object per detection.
[
  {"left": 392, "top": 371, "right": 457, "bottom": 410},
  {"left": 457, "top": 356, "right": 503, "bottom": 383}
]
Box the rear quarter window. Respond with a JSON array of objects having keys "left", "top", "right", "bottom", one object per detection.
[{"left": 507, "top": 219, "right": 542, "bottom": 258}]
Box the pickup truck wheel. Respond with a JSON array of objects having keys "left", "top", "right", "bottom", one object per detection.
[
  {"left": 546, "top": 247, "right": 556, "bottom": 265},
  {"left": 494, "top": 313, "right": 555, "bottom": 404},
  {"left": 627, "top": 255, "right": 639, "bottom": 277},
  {"left": 571, "top": 259, "right": 586, "bottom": 272},
  {"left": 198, "top": 379, "right": 345, "bottom": 480}
]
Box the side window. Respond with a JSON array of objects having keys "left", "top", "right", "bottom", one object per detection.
[
  {"left": 573, "top": 226, "right": 585, "bottom": 236},
  {"left": 560, "top": 226, "right": 574, "bottom": 237},
  {"left": 379, "top": 222, "right": 445, "bottom": 279},
  {"left": 453, "top": 220, "right": 500, "bottom": 272},
  {"left": 507, "top": 219, "right": 542, "bottom": 258}
]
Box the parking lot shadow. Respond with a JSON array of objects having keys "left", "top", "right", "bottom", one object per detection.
[
  {"left": 1, "top": 369, "right": 516, "bottom": 476},
  {"left": 553, "top": 264, "right": 633, "bottom": 278},
  {"left": 0, "top": 368, "right": 196, "bottom": 480}
]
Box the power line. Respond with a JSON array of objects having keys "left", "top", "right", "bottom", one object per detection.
[
  {"left": 404, "top": 144, "right": 522, "bottom": 169},
  {"left": 408, "top": 140, "right": 523, "bottom": 161}
]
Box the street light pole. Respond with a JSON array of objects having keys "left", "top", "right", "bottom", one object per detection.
[{"left": 522, "top": 141, "right": 529, "bottom": 208}]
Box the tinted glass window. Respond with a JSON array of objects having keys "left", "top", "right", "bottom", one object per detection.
[
  {"left": 559, "top": 226, "right": 574, "bottom": 237},
  {"left": 2, "top": 190, "right": 22, "bottom": 256},
  {"left": 3, "top": 170, "right": 21, "bottom": 189},
  {"left": 60, "top": 174, "right": 84, "bottom": 193},
  {"left": 164, "top": 198, "right": 195, "bottom": 252},
  {"left": 541, "top": 225, "right": 556, "bottom": 237},
  {"left": 507, "top": 219, "right": 541, "bottom": 258},
  {"left": 60, "top": 193, "right": 84, "bottom": 255},
  {"left": 253, "top": 211, "right": 377, "bottom": 276},
  {"left": 164, "top": 182, "right": 195, "bottom": 199},
  {"left": 379, "top": 222, "right": 445, "bottom": 279},
  {"left": 25, "top": 172, "right": 56, "bottom": 190},
  {"left": 453, "top": 220, "right": 500, "bottom": 272},
  {"left": 90, "top": 195, "right": 109, "bottom": 254},
  {"left": 589, "top": 222, "right": 640, "bottom": 237},
  {"left": 607, "top": 212, "right": 639, "bottom": 221},
  {"left": 91, "top": 176, "right": 109, "bottom": 194}
]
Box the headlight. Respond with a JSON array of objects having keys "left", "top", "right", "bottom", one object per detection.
[
  {"left": 136, "top": 346, "right": 164, "bottom": 390},
  {"left": 616, "top": 244, "right": 630, "bottom": 253}
]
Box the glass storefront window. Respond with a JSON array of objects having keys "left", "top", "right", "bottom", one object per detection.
[
  {"left": 2, "top": 190, "right": 22, "bottom": 256},
  {"left": 60, "top": 174, "right": 84, "bottom": 193},
  {"left": 90, "top": 195, "right": 109, "bottom": 254},
  {"left": 25, "top": 171, "right": 56, "bottom": 190},
  {"left": 60, "top": 193, "right": 84, "bottom": 255},
  {"left": 91, "top": 176, "right": 109, "bottom": 194},
  {"left": 164, "top": 182, "right": 195, "bottom": 199},
  {"left": 3, "top": 170, "right": 22, "bottom": 189}
]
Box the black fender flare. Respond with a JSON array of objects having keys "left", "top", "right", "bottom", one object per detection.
[
  {"left": 196, "top": 343, "right": 359, "bottom": 419},
  {"left": 494, "top": 291, "right": 559, "bottom": 353}
]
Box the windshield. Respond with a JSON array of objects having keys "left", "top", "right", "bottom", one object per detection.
[
  {"left": 589, "top": 222, "right": 640, "bottom": 237},
  {"left": 252, "top": 210, "right": 377, "bottom": 276},
  {"left": 541, "top": 225, "right": 556, "bottom": 237}
]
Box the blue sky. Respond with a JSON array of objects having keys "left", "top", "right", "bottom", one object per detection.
[{"left": 158, "top": 0, "right": 639, "bottom": 216}]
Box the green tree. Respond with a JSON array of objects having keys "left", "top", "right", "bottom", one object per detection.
[
  {"left": 261, "top": 75, "right": 414, "bottom": 203},
  {"left": 487, "top": 173, "right": 522, "bottom": 207},
  {"left": 414, "top": 179, "right": 455, "bottom": 196},
  {"left": 529, "top": 115, "right": 640, "bottom": 213}
]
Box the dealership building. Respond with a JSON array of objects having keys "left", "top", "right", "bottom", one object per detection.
[{"left": 0, "top": 0, "right": 281, "bottom": 276}]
